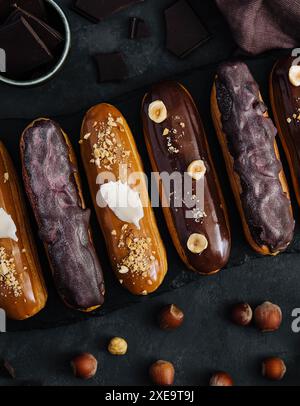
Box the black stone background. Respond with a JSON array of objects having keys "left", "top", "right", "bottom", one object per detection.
[{"left": 0, "top": 0, "right": 300, "bottom": 386}]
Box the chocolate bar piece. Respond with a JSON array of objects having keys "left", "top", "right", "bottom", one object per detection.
[
  {"left": 165, "top": 0, "right": 210, "bottom": 58},
  {"left": 94, "top": 52, "right": 128, "bottom": 82},
  {"left": 73, "top": 0, "right": 144, "bottom": 23},
  {"left": 0, "top": 17, "right": 53, "bottom": 76},
  {"left": 6, "top": 7, "right": 63, "bottom": 52},
  {"left": 129, "top": 17, "right": 149, "bottom": 39},
  {"left": 14, "top": 0, "right": 47, "bottom": 21}
]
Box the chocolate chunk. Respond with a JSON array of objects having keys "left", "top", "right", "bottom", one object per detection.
[
  {"left": 73, "top": 0, "right": 144, "bottom": 23},
  {"left": 0, "top": 17, "right": 53, "bottom": 77},
  {"left": 129, "top": 17, "right": 150, "bottom": 39},
  {"left": 94, "top": 52, "right": 128, "bottom": 82},
  {"left": 165, "top": 0, "right": 210, "bottom": 58},
  {"left": 6, "top": 7, "right": 63, "bottom": 52},
  {"left": 13, "top": 0, "right": 47, "bottom": 21},
  {"left": 0, "top": 359, "right": 16, "bottom": 378}
]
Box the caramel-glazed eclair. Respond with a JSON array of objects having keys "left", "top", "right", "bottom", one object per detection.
[
  {"left": 80, "top": 104, "right": 167, "bottom": 295},
  {"left": 0, "top": 142, "right": 47, "bottom": 320}
]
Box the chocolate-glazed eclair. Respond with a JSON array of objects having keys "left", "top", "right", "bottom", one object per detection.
[
  {"left": 142, "top": 81, "right": 231, "bottom": 274},
  {"left": 270, "top": 56, "right": 300, "bottom": 206},
  {"left": 80, "top": 104, "right": 167, "bottom": 295},
  {"left": 0, "top": 142, "right": 47, "bottom": 320},
  {"left": 211, "top": 61, "right": 294, "bottom": 255},
  {"left": 20, "top": 119, "right": 105, "bottom": 311}
]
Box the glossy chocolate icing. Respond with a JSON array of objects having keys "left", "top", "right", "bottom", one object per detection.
[
  {"left": 216, "top": 61, "right": 294, "bottom": 252},
  {"left": 271, "top": 56, "right": 300, "bottom": 201},
  {"left": 142, "top": 81, "right": 231, "bottom": 274},
  {"left": 21, "top": 119, "right": 105, "bottom": 309}
]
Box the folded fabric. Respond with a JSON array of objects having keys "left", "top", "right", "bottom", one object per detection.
[{"left": 215, "top": 0, "right": 300, "bottom": 55}]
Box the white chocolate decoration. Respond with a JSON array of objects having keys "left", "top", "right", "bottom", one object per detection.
[
  {"left": 187, "top": 160, "right": 206, "bottom": 181},
  {"left": 289, "top": 65, "right": 300, "bottom": 87},
  {"left": 187, "top": 233, "right": 208, "bottom": 254},
  {"left": 148, "top": 100, "right": 168, "bottom": 123},
  {"left": 0, "top": 208, "right": 18, "bottom": 242},
  {"left": 99, "top": 181, "right": 144, "bottom": 229}
]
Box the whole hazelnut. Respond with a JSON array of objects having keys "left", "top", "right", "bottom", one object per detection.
[
  {"left": 71, "top": 353, "right": 97, "bottom": 379},
  {"left": 108, "top": 337, "right": 128, "bottom": 355},
  {"left": 149, "top": 360, "right": 175, "bottom": 386},
  {"left": 254, "top": 301, "right": 282, "bottom": 332},
  {"left": 262, "top": 357, "right": 286, "bottom": 381},
  {"left": 158, "top": 304, "right": 184, "bottom": 330},
  {"left": 231, "top": 303, "right": 253, "bottom": 326},
  {"left": 209, "top": 371, "right": 234, "bottom": 386}
]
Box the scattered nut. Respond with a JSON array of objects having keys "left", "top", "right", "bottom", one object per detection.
[
  {"left": 209, "top": 371, "right": 234, "bottom": 386},
  {"left": 149, "top": 360, "right": 175, "bottom": 386},
  {"left": 262, "top": 357, "right": 286, "bottom": 381},
  {"left": 108, "top": 337, "right": 128, "bottom": 355},
  {"left": 158, "top": 304, "right": 184, "bottom": 330},
  {"left": 231, "top": 303, "right": 253, "bottom": 326},
  {"left": 163, "top": 128, "right": 170, "bottom": 136},
  {"left": 71, "top": 353, "right": 97, "bottom": 379},
  {"left": 187, "top": 160, "right": 206, "bottom": 181},
  {"left": 289, "top": 65, "right": 300, "bottom": 87},
  {"left": 148, "top": 100, "right": 167, "bottom": 123},
  {"left": 187, "top": 233, "right": 208, "bottom": 254},
  {"left": 254, "top": 301, "right": 282, "bottom": 332}
]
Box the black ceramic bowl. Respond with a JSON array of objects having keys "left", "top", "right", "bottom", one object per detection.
[{"left": 0, "top": 0, "right": 71, "bottom": 87}]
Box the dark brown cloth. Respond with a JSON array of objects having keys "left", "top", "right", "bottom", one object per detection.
[{"left": 215, "top": 0, "right": 300, "bottom": 55}]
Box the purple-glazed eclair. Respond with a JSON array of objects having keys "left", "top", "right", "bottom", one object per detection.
[
  {"left": 211, "top": 61, "right": 294, "bottom": 255},
  {"left": 20, "top": 118, "right": 105, "bottom": 311}
]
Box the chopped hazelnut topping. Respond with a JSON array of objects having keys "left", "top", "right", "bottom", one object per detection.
[
  {"left": 83, "top": 133, "right": 91, "bottom": 140},
  {"left": 3, "top": 172, "right": 9, "bottom": 183},
  {"left": 293, "top": 113, "right": 297, "bottom": 119},
  {"left": 111, "top": 230, "right": 117, "bottom": 236},
  {"left": 117, "top": 227, "right": 154, "bottom": 276},
  {"left": 180, "top": 122, "right": 185, "bottom": 128},
  {"left": 119, "top": 265, "right": 129, "bottom": 274},
  {"left": 287, "top": 117, "right": 292, "bottom": 123},
  {"left": 163, "top": 128, "right": 169, "bottom": 136},
  {"left": 0, "top": 247, "right": 22, "bottom": 298},
  {"left": 89, "top": 113, "right": 130, "bottom": 170},
  {"left": 78, "top": 140, "right": 83, "bottom": 144}
]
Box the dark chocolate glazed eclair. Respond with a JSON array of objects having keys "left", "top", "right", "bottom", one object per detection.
[
  {"left": 20, "top": 119, "right": 105, "bottom": 311},
  {"left": 142, "top": 81, "right": 231, "bottom": 275},
  {"left": 211, "top": 61, "right": 295, "bottom": 255},
  {"left": 270, "top": 56, "right": 300, "bottom": 206}
]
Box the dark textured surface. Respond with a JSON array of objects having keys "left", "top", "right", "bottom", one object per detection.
[
  {"left": 0, "top": 0, "right": 235, "bottom": 119},
  {"left": 0, "top": 0, "right": 299, "bottom": 387}
]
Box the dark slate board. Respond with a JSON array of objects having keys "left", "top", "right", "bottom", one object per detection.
[{"left": 2, "top": 50, "right": 300, "bottom": 332}]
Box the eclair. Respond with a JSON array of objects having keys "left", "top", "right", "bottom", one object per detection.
[
  {"left": 270, "top": 56, "right": 300, "bottom": 206},
  {"left": 20, "top": 119, "right": 105, "bottom": 311},
  {"left": 80, "top": 103, "right": 167, "bottom": 295},
  {"left": 211, "top": 61, "right": 295, "bottom": 255},
  {"left": 141, "top": 81, "right": 231, "bottom": 274},
  {"left": 0, "top": 141, "right": 47, "bottom": 320}
]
